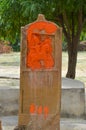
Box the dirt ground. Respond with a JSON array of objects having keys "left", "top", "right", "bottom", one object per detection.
[{"left": 0, "top": 52, "right": 86, "bottom": 86}]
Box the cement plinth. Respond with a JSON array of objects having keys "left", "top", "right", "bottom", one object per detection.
[
  {"left": 1, "top": 116, "right": 86, "bottom": 130},
  {"left": 0, "top": 87, "right": 19, "bottom": 116},
  {"left": 0, "top": 78, "right": 85, "bottom": 118},
  {"left": 61, "top": 78, "right": 85, "bottom": 118}
]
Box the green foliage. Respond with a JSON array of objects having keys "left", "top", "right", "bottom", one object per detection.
[
  {"left": 62, "top": 41, "right": 67, "bottom": 51},
  {"left": 80, "top": 31, "right": 86, "bottom": 41},
  {"left": 11, "top": 40, "right": 20, "bottom": 52},
  {"left": 0, "top": 0, "right": 22, "bottom": 42},
  {"left": 62, "top": 36, "right": 68, "bottom": 51},
  {"left": 0, "top": 0, "right": 86, "bottom": 50},
  {"left": 0, "top": 0, "right": 86, "bottom": 78}
]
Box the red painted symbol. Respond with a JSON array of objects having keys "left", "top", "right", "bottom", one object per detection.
[
  {"left": 37, "top": 105, "right": 43, "bottom": 115},
  {"left": 29, "top": 104, "right": 49, "bottom": 118},
  {"left": 29, "top": 104, "right": 36, "bottom": 114},
  {"left": 44, "top": 106, "right": 49, "bottom": 119}
]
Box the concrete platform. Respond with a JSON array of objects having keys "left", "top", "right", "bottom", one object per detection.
[
  {"left": 0, "top": 87, "right": 19, "bottom": 116},
  {"left": 0, "top": 78, "right": 85, "bottom": 118},
  {"left": 0, "top": 116, "right": 86, "bottom": 130},
  {"left": 61, "top": 78, "right": 85, "bottom": 118}
]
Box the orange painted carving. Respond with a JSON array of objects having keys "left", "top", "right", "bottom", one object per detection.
[{"left": 27, "top": 21, "right": 57, "bottom": 69}]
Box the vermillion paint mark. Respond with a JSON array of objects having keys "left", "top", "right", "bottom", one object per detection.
[
  {"left": 29, "top": 104, "right": 49, "bottom": 119},
  {"left": 27, "top": 21, "right": 57, "bottom": 70},
  {"left": 44, "top": 106, "right": 49, "bottom": 119},
  {"left": 37, "top": 105, "right": 43, "bottom": 115},
  {"left": 29, "top": 104, "right": 35, "bottom": 114}
]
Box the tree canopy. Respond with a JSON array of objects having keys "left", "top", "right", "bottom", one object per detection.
[
  {"left": 0, "top": 0, "right": 86, "bottom": 78},
  {"left": 0, "top": 0, "right": 86, "bottom": 41}
]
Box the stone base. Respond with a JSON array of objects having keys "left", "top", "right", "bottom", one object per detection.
[
  {"left": 61, "top": 78, "right": 85, "bottom": 118},
  {"left": 14, "top": 125, "right": 26, "bottom": 130},
  {"left": 18, "top": 113, "right": 60, "bottom": 130},
  {"left": 0, "top": 87, "right": 19, "bottom": 116},
  {"left": 1, "top": 116, "right": 86, "bottom": 130},
  {"left": 0, "top": 78, "right": 85, "bottom": 118},
  {"left": 13, "top": 117, "right": 86, "bottom": 130}
]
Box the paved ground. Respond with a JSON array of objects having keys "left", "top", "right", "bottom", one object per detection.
[
  {"left": 1, "top": 116, "right": 86, "bottom": 130},
  {"left": 1, "top": 116, "right": 17, "bottom": 130}
]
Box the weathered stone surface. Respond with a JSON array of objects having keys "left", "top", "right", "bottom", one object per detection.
[{"left": 18, "top": 14, "right": 62, "bottom": 130}]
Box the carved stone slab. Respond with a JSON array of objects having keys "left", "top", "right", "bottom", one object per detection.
[{"left": 17, "top": 14, "right": 62, "bottom": 130}]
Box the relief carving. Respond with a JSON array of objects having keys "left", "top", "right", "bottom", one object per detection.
[{"left": 27, "top": 21, "right": 57, "bottom": 70}]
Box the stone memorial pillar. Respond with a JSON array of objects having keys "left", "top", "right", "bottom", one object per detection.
[
  {"left": 0, "top": 121, "right": 2, "bottom": 130},
  {"left": 15, "top": 14, "right": 62, "bottom": 130}
]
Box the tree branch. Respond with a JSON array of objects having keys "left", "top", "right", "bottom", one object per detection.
[
  {"left": 76, "top": 8, "right": 83, "bottom": 38},
  {"left": 56, "top": 14, "right": 71, "bottom": 43},
  {"left": 63, "top": 11, "right": 71, "bottom": 36}
]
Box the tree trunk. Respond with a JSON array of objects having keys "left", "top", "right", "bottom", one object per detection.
[
  {"left": 64, "top": 10, "right": 83, "bottom": 79},
  {"left": 57, "top": 9, "right": 83, "bottom": 79},
  {"left": 66, "top": 38, "right": 79, "bottom": 79}
]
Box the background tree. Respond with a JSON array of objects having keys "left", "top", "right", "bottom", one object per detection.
[
  {"left": 0, "top": 0, "right": 86, "bottom": 78},
  {"left": 0, "top": 0, "right": 29, "bottom": 51}
]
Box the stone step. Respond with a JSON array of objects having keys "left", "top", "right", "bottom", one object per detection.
[{"left": 1, "top": 116, "right": 86, "bottom": 130}]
